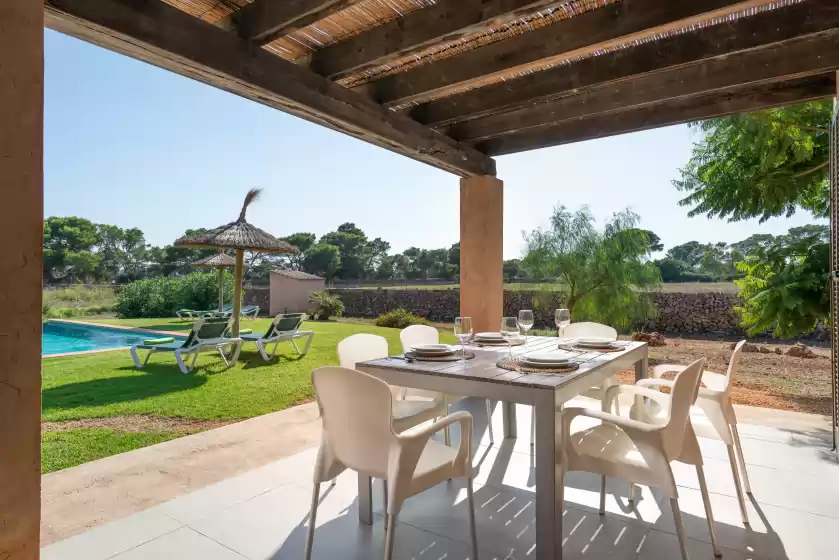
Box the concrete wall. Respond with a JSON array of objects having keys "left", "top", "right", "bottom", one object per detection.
[
  {"left": 268, "top": 273, "right": 324, "bottom": 315},
  {"left": 0, "top": 1, "right": 43, "bottom": 557}
]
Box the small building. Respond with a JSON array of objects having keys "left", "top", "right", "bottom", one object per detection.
[{"left": 269, "top": 270, "right": 325, "bottom": 316}]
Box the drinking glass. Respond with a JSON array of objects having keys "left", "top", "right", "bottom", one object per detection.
[
  {"left": 517, "top": 309, "right": 534, "bottom": 342},
  {"left": 454, "top": 317, "right": 473, "bottom": 360},
  {"left": 500, "top": 316, "right": 520, "bottom": 358},
  {"left": 555, "top": 308, "right": 571, "bottom": 337}
]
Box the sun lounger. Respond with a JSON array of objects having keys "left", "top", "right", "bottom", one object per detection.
[
  {"left": 240, "top": 313, "right": 314, "bottom": 361},
  {"left": 129, "top": 318, "right": 242, "bottom": 374}
]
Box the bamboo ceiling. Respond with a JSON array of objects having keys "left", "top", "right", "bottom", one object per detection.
[{"left": 48, "top": 0, "right": 838, "bottom": 175}]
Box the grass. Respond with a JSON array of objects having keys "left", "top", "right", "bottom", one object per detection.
[
  {"left": 42, "top": 318, "right": 457, "bottom": 472},
  {"left": 44, "top": 285, "right": 117, "bottom": 308},
  {"left": 42, "top": 429, "right": 181, "bottom": 474}
]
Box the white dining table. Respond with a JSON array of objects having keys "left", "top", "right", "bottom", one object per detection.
[{"left": 356, "top": 335, "right": 649, "bottom": 560}]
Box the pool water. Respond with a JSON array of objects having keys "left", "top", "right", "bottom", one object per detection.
[{"left": 43, "top": 322, "right": 183, "bottom": 355}]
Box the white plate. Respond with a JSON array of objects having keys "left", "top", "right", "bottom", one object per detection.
[
  {"left": 576, "top": 337, "right": 613, "bottom": 345},
  {"left": 475, "top": 332, "right": 504, "bottom": 340},
  {"left": 411, "top": 344, "right": 454, "bottom": 354},
  {"left": 520, "top": 358, "right": 573, "bottom": 369},
  {"left": 524, "top": 352, "right": 571, "bottom": 364}
]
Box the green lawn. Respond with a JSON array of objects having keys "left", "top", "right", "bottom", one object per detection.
[{"left": 42, "top": 318, "right": 455, "bottom": 473}]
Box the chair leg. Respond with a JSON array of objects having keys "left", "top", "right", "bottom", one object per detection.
[
  {"left": 466, "top": 477, "right": 480, "bottom": 560},
  {"left": 485, "top": 399, "right": 494, "bottom": 445},
  {"left": 628, "top": 482, "right": 635, "bottom": 503},
  {"left": 727, "top": 445, "right": 750, "bottom": 525},
  {"left": 731, "top": 423, "right": 752, "bottom": 494},
  {"left": 696, "top": 465, "right": 721, "bottom": 556},
  {"left": 670, "top": 498, "right": 690, "bottom": 560},
  {"left": 383, "top": 514, "right": 397, "bottom": 560},
  {"left": 599, "top": 475, "right": 607, "bottom": 515},
  {"left": 382, "top": 481, "right": 389, "bottom": 530},
  {"left": 291, "top": 339, "right": 301, "bottom": 355},
  {"left": 444, "top": 425, "right": 452, "bottom": 447},
  {"left": 305, "top": 482, "right": 321, "bottom": 560}
]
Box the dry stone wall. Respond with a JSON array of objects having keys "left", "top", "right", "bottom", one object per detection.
[{"left": 330, "top": 288, "right": 825, "bottom": 339}]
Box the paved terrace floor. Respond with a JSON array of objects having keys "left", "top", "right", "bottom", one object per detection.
[{"left": 42, "top": 399, "right": 839, "bottom": 560}]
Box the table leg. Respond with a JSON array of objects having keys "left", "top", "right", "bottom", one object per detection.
[
  {"left": 357, "top": 473, "right": 373, "bottom": 525},
  {"left": 634, "top": 351, "right": 649, "bottom": 382},
  {"left": 503, "top": 401, "right": 517, "bottom": 439},
  {"left": 534, "top": 393, "right": 562, "bottom": 560}
]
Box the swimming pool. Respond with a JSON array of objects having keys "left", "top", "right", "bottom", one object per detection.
[{"left": 43, "top": 322, "right": 183, "bottom": 356}]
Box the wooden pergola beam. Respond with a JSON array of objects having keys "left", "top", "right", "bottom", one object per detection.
[
  {"left": 310, "top": 0, "right": 571, "bottom": 80},
  {"left": 370, "top": 0, "right": 787, "bottom": 107},
  {"left": 231, "top": 0, "right": 365, "bottom": 45},
  {"left": 474, "top": 74, "right": 836, "bottom": 156},
  {"left": 416, "top": 0, "right": 839, "bottom": 127},
  {"left": 44, "top": 0, "right": 495, "bottom": 178},
  {"left": 450, "top": 30, "right": 839, "bottom": 142}
]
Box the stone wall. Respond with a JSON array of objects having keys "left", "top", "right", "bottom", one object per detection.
[
  {"left": 331, "top": 288, "right": 825, "bottom": 339},
  {"left": 244, "top": 286, "right": 270, "bottom": 315}
]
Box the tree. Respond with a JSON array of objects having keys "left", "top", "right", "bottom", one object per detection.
[
  {"left": 320, "top": 223, "right": 368, "bottom": 279},
  {"left": 629, "top": 229, "right": 663, "bottom": 252},
  {"left": 674, "top": 100, "right": 830, "bottom": 222},
  {"left": 503, "top": 259, "right": 521, "bottom": 282},
  {"left": 365, "top": 237, "right": 391, "bottom": 275},
  {"left": 522, "top": 206, "right": 660, "bottom": 328},
  {"left": 735, "top": 227, "right": 829, "bottom": 337},
  {"left": 43, "top": 216, "right": 101, "bottom": 282},
  {"left": 303, "top": 243, "right": 341, "bottom": 281},
  {"left": 280, "top": 232, "right": 316, "bottom": 270}
]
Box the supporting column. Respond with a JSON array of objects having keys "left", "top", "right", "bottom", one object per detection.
[
  {"left": 831, "top": 72, "right": 839, "bottom": 455},
  {"left": 0, "top": 1, "right": 44, "bottom": 558},
  {"left": 460, "top": 175, "right": 503, "bottom": 333}
]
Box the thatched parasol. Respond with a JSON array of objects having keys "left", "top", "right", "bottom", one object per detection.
[
  {"left": 174, "top": 189, "right": 298, "bottom": 335},
  {"left": 190, "top": 252, "right": 237, "bottom": 313}
]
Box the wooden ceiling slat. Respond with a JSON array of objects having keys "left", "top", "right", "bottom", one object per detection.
[
  {"left": 231, "top": 0, "right": 366, "bottom": 44},
  {"left": 368, "top": 0, "right": 782, "bottom": 107},
  {"left": 310, "top": 0, "right": 577, "bottom": 80},
  {"left": 414, "top": 0, "right": 839, "bottom": 127},
  {"left": 44, "top": 0, "right": 495, "bottom": 178},
  {"left": 474, "top": 74, "right": 836, "bottom": 156},
  {"left": 448, "top": 30, "right": 839, "bottom": 142}
]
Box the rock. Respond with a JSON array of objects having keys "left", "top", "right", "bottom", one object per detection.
[
  {"left": 786, "top": 343, "right": 817, "bottom": 359},
  {"left": 741, "top": 343, "right": 761, "bottom": 353},
  {"left": 758, "top": 346, "right": 772, "bottom": 354},
  {"left": 774, "top": 348, "right": 783, "bottom": 355},
  {"left": 631, "top": 331, "right": 667, "bottom": 347}
]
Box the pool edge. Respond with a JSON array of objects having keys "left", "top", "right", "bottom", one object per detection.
[{"left": 43, "top": 320, "right": 185, "bottom": 359}]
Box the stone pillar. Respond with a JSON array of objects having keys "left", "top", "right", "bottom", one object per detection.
[
  {"left": 460, "top": 175, "right": 503, "bottom": 332},
  {"left": 0, "top": 1, "right": 43, "bottom": 558}
]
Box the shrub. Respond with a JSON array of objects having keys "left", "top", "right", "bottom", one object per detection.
[
  {"left": 114, "top": 272, "right": 235, "bottom": 318},
  {"left": 43, "top": 285, "right": 117, "bottom": 309},
  {"left": 308, "top": 291, "right": 344, "bottom": 321},
  {"left": 374, "top": 308, "right": 429, "bottom": 329}
]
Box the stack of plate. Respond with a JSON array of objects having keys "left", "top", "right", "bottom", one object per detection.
[
  {"left": 410, "top": 343, "right": 456, "bottom": 357},
  {"left": 519, "top": 352, "right": 574, "bottom": 369},
  {"left": 574, "top": 337, "right": 618, "bottom": 350},
  {"left": 474, "top": 332, "right": 506, "bottom": 344}
]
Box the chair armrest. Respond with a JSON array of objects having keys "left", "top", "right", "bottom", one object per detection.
[
  {"left": 699, "top": 371, "right": 727, "bottom": 392},
  {"left": 560, "top": 407, "right": 663, "bottom": 450},
  {"left": 651, "top": 364, "right": 688, "bottom": 379},
  {"left": 602, "top": 384, "right": 673, "bottom": 414},
  {"left": 399, "top": 411, "right": 473, "bottom": 468},
  {"left": 636, "top": 378, "right": 674, "bottom": 390}
]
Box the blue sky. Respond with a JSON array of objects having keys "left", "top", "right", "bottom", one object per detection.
[{"left": 45, "top": 30, "right": 822, "bottom": 259}]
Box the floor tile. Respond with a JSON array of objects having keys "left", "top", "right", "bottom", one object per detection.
[
  {"left": 41, "top": 508, "right": 183, "bottom": 560},
  {"left": 111, "top": 527, "right": 246, "bottom": 559}
]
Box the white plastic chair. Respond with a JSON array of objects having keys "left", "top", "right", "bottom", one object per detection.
[
  {"left": 560, "top": 358, "right": 720, "bottom": 560},
  {"left": 400, "top": 325, "right": 494, "bottom": 445},
  {"left": 338, "top": 334, "right": 449, "bottom": 436},
  {"left": 306, "top": 366, "right": 479, "bottom": 560},
  {"left": 634, "top": 340, "right": 751, "bottom": 524},
  {"left": 530, "top": 321, "right": 619, "bottom": 449}
]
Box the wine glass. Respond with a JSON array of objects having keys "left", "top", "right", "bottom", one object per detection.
[
  {"left": 517, "top": 309, "right": 534, "bottom": 342},
  {"left": 500, "top": 316, "right": 520, "bottom": 358},
  {"left": 454, "top": 317, "right": 473, "bottom": 360},
  {"left": 555, "top": 308, "right": 571, "bottom": 337}
]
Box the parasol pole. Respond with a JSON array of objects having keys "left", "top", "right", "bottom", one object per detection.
[
  {"left": 232, "top": 248, "right": 245, "bottom": 336},
  {"left": 217, "top": 266, "right": 224, "bottom": 312}
]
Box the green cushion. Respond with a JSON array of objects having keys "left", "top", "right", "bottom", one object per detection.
[
  {"left": 143, "top": 337, "right": 175, "bottom": 345},
  {"left": 179, "top": 309, "right": 195, "bottom": 313},
  {"left": 238, "top": 328, "right": 253, "bottom": 335}
]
